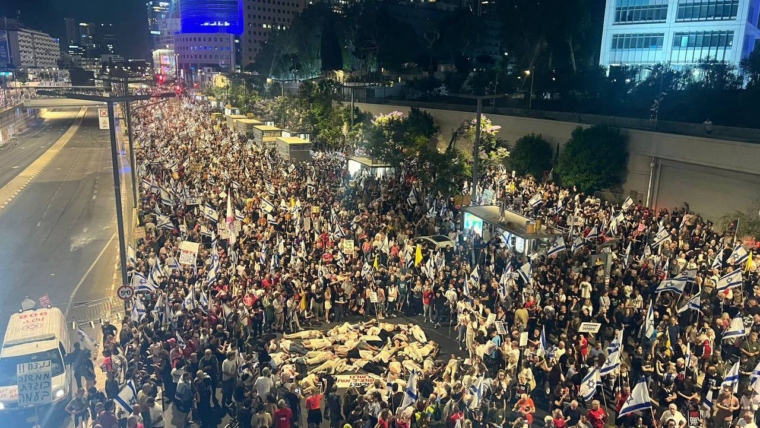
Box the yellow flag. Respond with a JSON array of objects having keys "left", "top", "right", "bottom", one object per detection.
[
  {"left": 290, "top": 197, "right": 295, "bottom": 208},
  {"left": 373, "top": 254, "right": 379, "bottom": 270},
  {"left": 415, "top": 244, "right": 423, "bottom": 267},
  {"left": 747, "top": 252, "right": 754, "bottom": 272}
]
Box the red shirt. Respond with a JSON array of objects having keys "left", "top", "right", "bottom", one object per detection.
[
  {"left": 423, "top": 290, "right": 434, "bottom": 305},
  {"left": 306, "top": 394, "right": 322, "bottom": 410},
  {"left": 587, "top": 408, "right": 606, "bottom": 428},
  {"left": 377, "top": 419, "right": 389, "bottom": 428},
  {"left": 274, "top": 408, "right": 292, "bottom": 428}
]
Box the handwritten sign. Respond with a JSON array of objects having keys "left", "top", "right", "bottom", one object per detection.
[
  {"left": 578, "top": 322, "right": 602, "bottom": 334},
  {"left": 335, "top": 374, "right": 378, "bottom": 389},
  {"left": 495, "top": 321, "right": 507, "bottom": 335},
  {"left": 342, "top": 239, "right": 354, "bottom": 256},
  {"left": 17, "top": 360, "right": 51, "bottom": 406},
  {"left": 179, "top": 241, "right": 200, "bottom": 266}
]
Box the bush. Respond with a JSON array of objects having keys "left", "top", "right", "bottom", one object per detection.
[
  {"left": 557, "top": 125, "right": 628, "bottom": 193},
  {"left": 508, "top": 134, "right": 553, "bottom": 179}
]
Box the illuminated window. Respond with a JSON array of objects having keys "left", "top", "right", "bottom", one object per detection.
[
  {"left": 676, "top": 0, "right": 739, "bottom": 21},
  {"left": 614, "top": 0, "right": 668, "bottom": 24}
]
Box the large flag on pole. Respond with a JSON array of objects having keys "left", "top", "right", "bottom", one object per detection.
[
  {"left": 226, "top": 191, "right": 237, "bottom": 245},
  {"left": 723, "top": 313, "right": 746, "bottom": 341},
  {"left": 716, "top": 268, "right": 743, "bottom": 292},
  {"left": 618, "top": 378, "right": 652, "bottom": 418},
  {"left": 400, "top": 371, "right": 418, "bottom": 411},
  {"left": 518, "top": 262, "right": 532, "bottom": 284},
  {"left": 641, "top": 301, "right": 655, "bottom": 339},
  {"left": 721, "top": 361, "right": 740, "bottom": 393},
  {"left": 537, "top": 326, "right": 548, "bottom": 357},
  {"left": 750, "top": 361, "right": 760, "bottom": 394},
  {"left": 677, "top": 295, "right": 701, "bottom": 313},
  {"left": 729, "top": 244, "right": 749, "bottom": 266},
  {"left": 547, "top": 237, "right": 566, "bottom": 257},
  {"left": 654, "top": 269, "right": 694, "bottom": 294},
  {"left": 580, "top": 367, "right": 601, "bottom": 402}
]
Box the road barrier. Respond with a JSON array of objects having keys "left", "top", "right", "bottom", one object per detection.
[{"left": 66, "top": 296, "right": 120, "bottom": 327}]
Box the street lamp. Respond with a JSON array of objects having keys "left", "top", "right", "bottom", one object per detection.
[
  {"left": 524, "top": 68, "right": 535, "bottom": 110},
  {"left": 38, "top": 88, "right": 175, "bottom": 310},
  {"left": 451, "top": 93, "right": 508, "bottom": 205}
]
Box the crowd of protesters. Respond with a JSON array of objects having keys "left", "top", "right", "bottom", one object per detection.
[{"left": 67, "top": 95, "right": 760, "bottom": 428}]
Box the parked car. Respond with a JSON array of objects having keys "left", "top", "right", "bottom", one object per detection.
[{"left": 412, "top": 235, "right": 456, "bottom": 249}]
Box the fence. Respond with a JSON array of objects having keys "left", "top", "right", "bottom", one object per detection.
[
  {"left": 594, "top": 190, "right": 644, "bottom": 205},
  {"left": 66, "top": 296, "right": 121, "bottom": 327}
]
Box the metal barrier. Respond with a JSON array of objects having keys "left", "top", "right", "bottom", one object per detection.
[
  {"left": 66, "top": 296, "right": 121, "bottom": 327},
  {"left": 594, "top": 190, "right": 643, "bottom": 205}
]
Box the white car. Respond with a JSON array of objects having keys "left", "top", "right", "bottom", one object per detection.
[{"left": 412, "top": 235, "right": 456, "bottom": 249}]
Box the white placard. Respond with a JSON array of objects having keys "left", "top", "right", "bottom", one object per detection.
[
  {"left": 370, "top": 292, "right": 378, "bottom": 303},
  {"left": 482, "top": 189, "right": 495, "bottom": 205},
  {"left": 519, "top": 331, "right": 529, "bottom": 347},
  {"left": 179, "top": 241, "right": 200, "bottom": 266},
  {"left": 98, "top": 108, "right": 109, "bottom": 130},
  {"left": 17, "top": 360, "right": 52, "bottom": 406},
  {"left": 578, "top": 322, "right": 602, "bottom": 334},
  {"left": 495, "top": 321, "right": 507, "bottom": 335},
  {"left": 335, "top": 374, "right": 378, "bottom": 389}
]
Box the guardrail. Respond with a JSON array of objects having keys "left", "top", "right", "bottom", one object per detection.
[{"left": 66, "top": 296, "right": 121, "bottom": 326}]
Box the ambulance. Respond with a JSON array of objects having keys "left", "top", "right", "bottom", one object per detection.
[{"left": 0, "top": 308, "right": 72, "bottom": 413}]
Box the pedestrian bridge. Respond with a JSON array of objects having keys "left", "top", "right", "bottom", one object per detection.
[{"left": 22, "top": 98, "right": 107, "bottom": 109}]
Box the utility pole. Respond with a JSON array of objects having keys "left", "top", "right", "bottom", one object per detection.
[{"left": 38, "top": 88, "right": 174, "bottom": 308}]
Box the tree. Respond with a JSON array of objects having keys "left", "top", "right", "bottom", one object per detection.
[
  {"left": 406, "top": 108, "right": 438, "bottom": 141},
  {"left": 557, "top": 125, "right": 628, "bottom": 193},
  {"left": 741, "top": 50, "right": 760, "bottom": 89},
  {"left": 508, "top": 134, "right": 553, "bottom": 179},
  {"left": 720, "top": 202, "right": 760, "bottom": 242}
]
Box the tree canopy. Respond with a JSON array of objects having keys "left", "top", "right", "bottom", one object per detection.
[
  {"left": 557, "top": 125, "right": 628, "bottom": 193},
  {"left": 508, "top": 134, "right": 553, "bottom": 179}
]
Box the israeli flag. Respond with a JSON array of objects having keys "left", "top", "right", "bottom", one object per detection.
[
  {"left": 127, "top": 244, "right": 137, "bottom": 266},
  {"left": 600, "top": 345, "right": 622, "bottom": 375},
  {"left": 203, "top": 204, "right": 219, "bottom": 223},
  {"left": 711, "top": 246, "right": 724, "bottom": 270},
  {"left": 716, "top": 268, "right": 743, "bottom": 292},
  {"left": 361, "top": 262, "right": 372, "bottom": 278},
  {"left": 528, "top": 194, "right": 543, "bottom": 207},
  {"left": 585, "top": 226, "right": 599, "bottom": 241},
  {"left": 469, "top": 266, "right": 480, "bottom": 286},
  {"left": 722, "top": 361, "right": 741, "bottom": 393},
  {"left": 729, "top": 244, "right": 749, "bottom": 265},
  {"left": 498, "top": 269, "right": 509, "bottom": 299},
  {"left": 77, "top": 327, "right": 97, "bottom": 352},
  {"left": 517, "top": 262, "right": 532, "bottom": 284},
  {"left": 183, "top": 289, "right": 197, "bottom": 311},
  {"left": 131, "top": 272, "right": 150, "bottom": 291},
  {"left": 131, "top": 298, "right": 146, "bottom": 322},
  {"left": 468, "top": 376, "right": 484, "bottom": 409},
  {"left": 156, "top": 214, "right": 173, "bottom": 230},
  {"left": 199, "top": 289, "right": 210, "bottom": 309},
  {"left": 723, "top": 313, "right": 746, "bottom": 341},
  {"left": 618, "top": 378, "right": 652, "bottom": 417},
  {"left": 547, "top": 237, "right": 566, "bottom": 257},
  {"left": 703, "top": 389, "right": 714, "bottom": 410},
  {"left": 750, "top": 361, "right": 760, "bottom": 394},
  {"left": 572, "top": 237, "right": 583, "bottom": 253},
  {"left": 641, "top": 301, "right": 655, "bottom": 339},
  {"left": 176, "top": 332, "right": 186, "bottom": 349},
  {"left": 621, "top": 196, "right": 633, "bottom": 211},
  {"left": 655, "top": 276, "right": 688, "bottom": 294},
  {"left": 148, "top": 261, "right": 162, "bottom": 289},
  {"left": 537, "top": 326, "right": 548, "bottom": 357},
  {"left": 623, "top": 242, "right": 631, "bottom": 268},
  {"left": 166, "top": 257, "right": 181, "bottom": 272},
  {"left": 677, "top": 294, "right": 701, "bottom": 313},
  {"left": 579, "top": 367, "right": 601, "bottom": 402},
  {"left": 400, "top": 371, "right": 418, "bottom": 411},
  {"left": 653, "top": 228, "right": 671, "bottom": 248},
  {"left": 114, "top": 380, "right": 139, "bottom": 414},
  {"left": 408, "top": 189, "right": 417, "bottom": 205}
]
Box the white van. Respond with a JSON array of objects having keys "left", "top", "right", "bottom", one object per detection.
[{"left": 0, "top": 308, "right": 71, "bottom": 412}]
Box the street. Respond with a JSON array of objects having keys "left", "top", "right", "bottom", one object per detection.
[{"left": 0, "top": 108, "right": 119, "bottom": 428}]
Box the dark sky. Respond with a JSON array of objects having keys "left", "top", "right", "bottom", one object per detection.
[{"left": 1, "top": 0, "right": 150, "bottom": 59}]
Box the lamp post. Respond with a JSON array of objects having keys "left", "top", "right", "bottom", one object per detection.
[
  {"left": 38, "top": 89, "right": 175, "bottom": 309},
  {"left": 451, "top": 94, "right": 508, "bottom": 205},
  {"left": 524, "top": 68, "right": 535, "bottom": 110}
]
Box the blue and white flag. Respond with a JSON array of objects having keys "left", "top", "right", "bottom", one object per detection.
[
  {"left": 517, "top": 262, "right": 532, "bottom": 284},
  {"left": 468, "top": 376, "right": 484, "bottom": 409},
  {"left": 547, "top": 237, "right": 566, "bottom": 257},
  {"left": 716, "top": 268, "right": 743, "bottom": 292},
  {"left": 623, "top": 242, "right": 632, "bottom": 268},
  {"left": 156, "top": 214, "right": 173, "bottom": 230},
  {"left": 203, "top": 204, "right": 219, "bottom": 223},
  {"left": 261, "top": 199, "right": 275, "bottom": 214},
  {"left": 528, "top": 194, "right": 543, "bottom": 207},
  {"left": 131, "top": 272, "right": 149, "bottom": 291},
  {"left": 655, "top": 275, "right": 688, "bottom": 294},
  {"left": 400, "top": 371, "right": 418, "bottom": 411},
  {"left": 114, "top": 380, "right": 138, "bottom": 414},
  {"left": 711, "top": 246, "right": 724, "bottom": 270},
  {"left": 703, "top": 389, "right": 714, "bottom": 410},
  {"left": 148, "top": 259, "right": 162, "bottom": 289},
  {"left": 469, "top": 266, "right": 480, "bottom": 286},
  {"left": 723, "top": 313, "right": 746, "bottom": 341},
  {"left": 572, "top": 236, "right": 583, "bottom": 253},
  {"left": 677, "top": 295, "right": 701, "bottom": 313},
  {"left": 166, "top": 257, "right": 181, "bottom": 272},
  {"left": 175, "top": 332, "right": 186, "bottom": 349},
  {"left": 621, "top": 196, "right": 633, "bottom": 211},
  {"left": 641, "top": 301, "right": 655, "bottom": 339},
  {"left": 600, "top": 345, "right": 622, "bottom": 375},
  {"left": 77, "top": 327, "right": 97, "bottom": 352},
  {"left": 131, "top": 298, "right": 146, "bottom": 322},
  {"left": 579, "top": 367, "right": 601, "bottom": 402},
  {"left": 183, "top": 289, "right": 197, "bottom": 311},
  {"left": 750, "top": 361, "right": 760, "bottom": 394},
  {"left": 722, "top": 361, "right": 740, "bottom": 393},
  {"left": 653, "top": 228, "right": 671, "bottom": 248},
  {"left": 729, "top": 244, "right": 749, "bottom": 266},
  {"left": 537, "top": 326, "right": 548, "bottom": 357},
  {"left": 618, "top": 378, "right": 652, "bottom": 417}
]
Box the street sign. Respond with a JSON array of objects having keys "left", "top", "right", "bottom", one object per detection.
[
  {"left": 38, "top": 294, "right": 51, "bottom": 308},
  {"left": 98, "top": 108, "right": 110, "bottom": 130},
  {"left": 17, "top": 360, "right": 51, "bottom": 406},
  {"left": 117, "top": 285, "right": 135, "bottom": 301}
]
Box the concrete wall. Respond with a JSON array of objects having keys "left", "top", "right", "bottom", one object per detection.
[
  {"left": 0, "top": 104, "right": 42, "bottom": 144},
  {"left": 353, "top": 102, "right": 760, "bottom": 221}
]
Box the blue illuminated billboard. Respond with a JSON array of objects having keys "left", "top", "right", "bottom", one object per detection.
[{"left": 180, "top": 0, "right": 243, "bottom": 35}]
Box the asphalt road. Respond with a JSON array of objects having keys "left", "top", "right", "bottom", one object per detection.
[
  {"left": 0, "top": 111, "right": 76, "bottom": 188},
  {"left": 0, "top": 109, "right": 119, "bottom": 427}
]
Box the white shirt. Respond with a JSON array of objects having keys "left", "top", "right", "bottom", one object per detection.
[
  {"left": 150, "top": 405, "right": 165, "bottom": 427},
  {"left": 221, "top": 358, "right": 238, "bottom": 381}
]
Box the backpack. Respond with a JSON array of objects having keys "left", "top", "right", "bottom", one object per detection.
[{"left": 432, "top": 402, "right": 442, "bottom": 421}]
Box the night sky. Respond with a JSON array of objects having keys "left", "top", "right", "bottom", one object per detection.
[{"left": 0, "top": 0, "right": 150, "bottom": 59}]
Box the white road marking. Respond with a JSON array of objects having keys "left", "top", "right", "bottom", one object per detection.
[
  {"left": 11, "top": 166, "right": 18, "bottom": 169},
  {"left": 36, "top": 221, "right": 41, "bottom": 227},
  {"left": 65, "top": 233, "right": 116, "bottom": 318},
  {"left": 92, "top": 195, "right": 97, "bottom": 200}
]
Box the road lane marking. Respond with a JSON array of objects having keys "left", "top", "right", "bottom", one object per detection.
[
  {"left": 0, "top": 107, "right": 87, "bottom": 211},
  {"left": 65, "top": 233, "right": 116, "bottom": 318}
]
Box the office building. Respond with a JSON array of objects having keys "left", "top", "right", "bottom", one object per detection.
[
  {"left": 175, "top": 33, "right": 236, "bottom": 82},
  {"left": 0, "top": 18, "right": 60, "bottom": 69},
  {"left": 600, "top": 0, "right": 760, "bottom": 69},
  {"left": 147, "top": 1, "right": 173, "bottom": 48},
  {"left": 64, "top": 18, "right": 77, "bottom": 46},
  {"left": 240, "top": 0, "right": 307, "bottom": 65},
  {"left": 157, "top": 17, "right": 181, "bottom": 50},
  {"left": 180, "top": 0, "right": 244, "bottom": 35}
]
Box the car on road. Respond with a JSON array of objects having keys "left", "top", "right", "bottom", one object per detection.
[{"left": 412, "top": 235, "right": 456, "bottom": 249}]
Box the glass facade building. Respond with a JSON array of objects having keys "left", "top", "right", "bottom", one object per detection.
[
  {"left": 600, "top": 0, "right": 760, "bottom": 68},
  {"left": 179, "top": 0, "right": 244, "bottom": 35}
]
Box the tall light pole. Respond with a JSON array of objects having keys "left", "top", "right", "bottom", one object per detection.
[
  {"left": 524, "top": 68, "right": 535, "bottom": 110},
  {"left": 38, "top": 89, "right": 174, "bottom": 309},
  {"left": 452, "top": 94, "right": 508, "bottom": 205}
]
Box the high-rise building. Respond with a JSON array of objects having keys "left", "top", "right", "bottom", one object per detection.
[
  {"left": 64, "top": 18, "right": 77, "bottom": 46},
  {"left": 175, "top": 33, "right": 236, "bottom": 82},
  {"left": 0, "top": 18, "right": 60, "bottom": 69},
  {"left": 147, "top": 0, "right": 172, "bottom": 48},
  {"left": 179, "top": 0, "right": 244, "bottom": 35},
  {"left": 600, "top": 0, "right": 760, "bottom": 69},
  {"left": 240, "top": 0, "right": 307, "bottom": 66}
]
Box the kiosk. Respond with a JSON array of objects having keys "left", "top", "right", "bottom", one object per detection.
[
  {"left": 347, "top": 156, "right": 395, "bottom": 180},
  {"left": 236, "top": 118, "right": 263, "bottom": 136},
  {"left": 276, "top": 136, "right": 312, "bottom": 162},
  {"left": 252, "top": 125, "right": 283, "bottom": 147},
  {"left": 225, "top": 114, "right": 246, "bottom": 129},
  {"left": 461, "top": 206, "right": 563, "bottom": 256}
]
